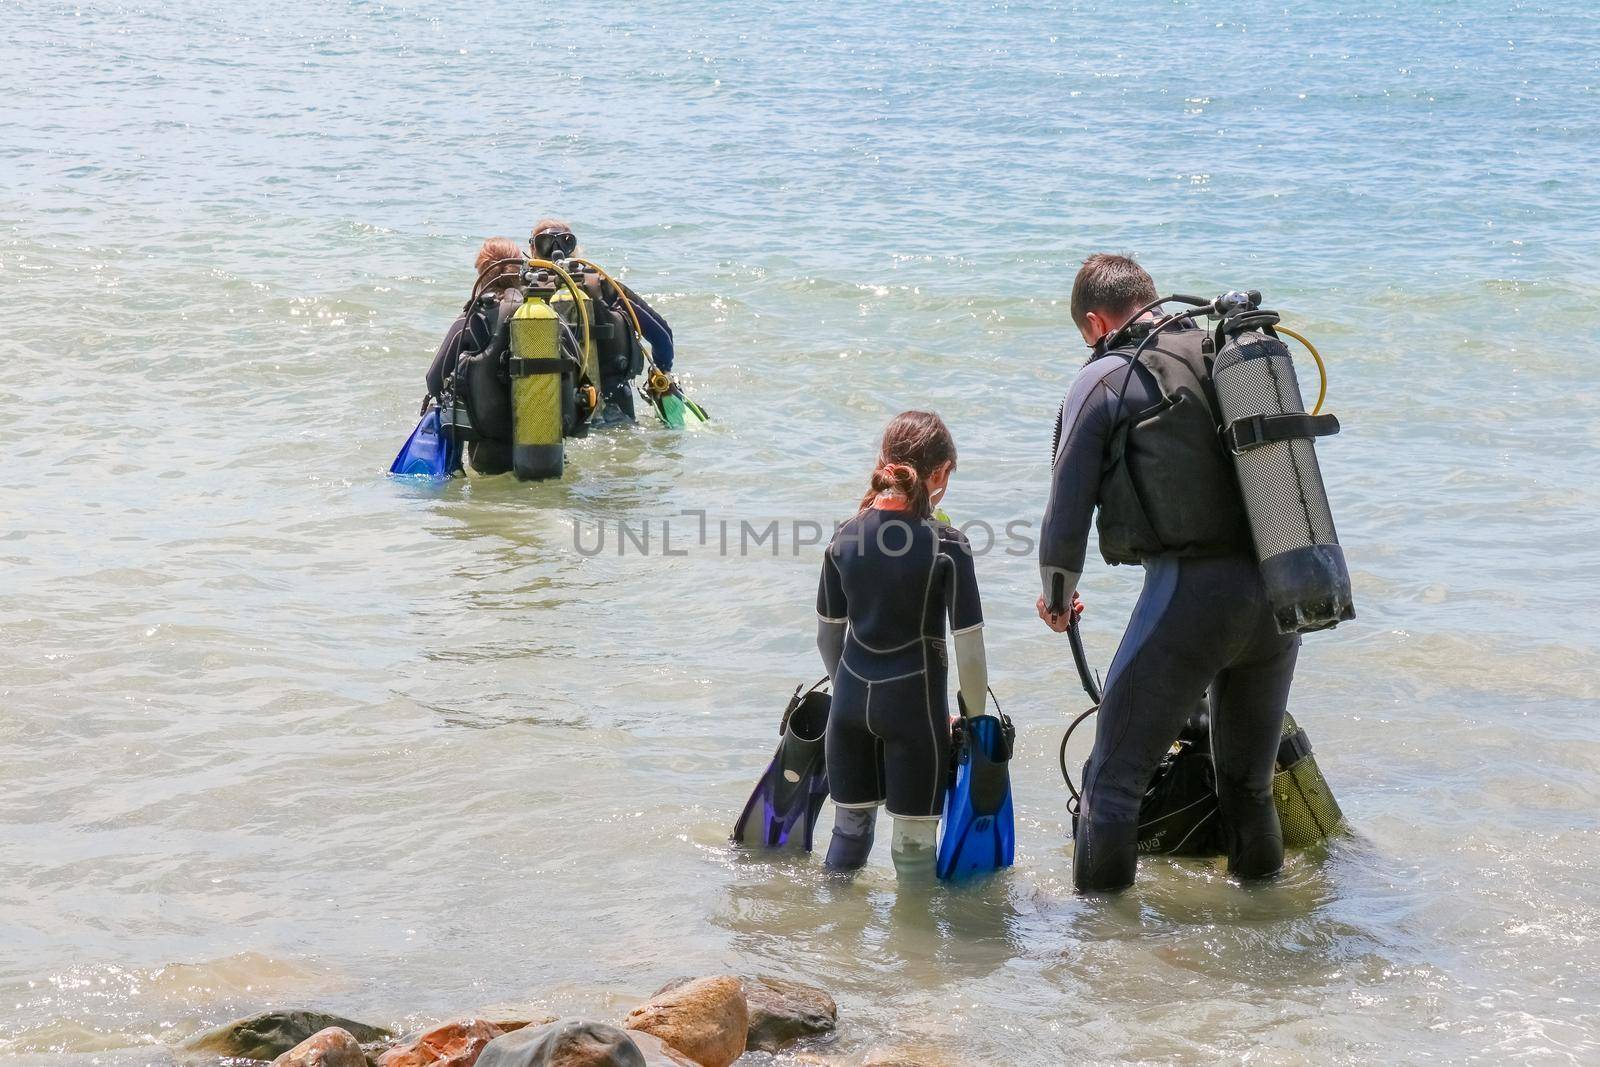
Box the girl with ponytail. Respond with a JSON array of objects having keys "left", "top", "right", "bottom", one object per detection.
[{"left": 817, "top": 412, "right": 990, "bottom": 878}]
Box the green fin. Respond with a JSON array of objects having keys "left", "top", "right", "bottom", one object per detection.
[
  {"left": 678, "top": 391, "right": 709, "bottom": 424},
  {"left": 654, "top": 387, "right": 708, "bottom": 429},
  {"left": 655, "top": 391, "right": 687, "bottom": 429}
]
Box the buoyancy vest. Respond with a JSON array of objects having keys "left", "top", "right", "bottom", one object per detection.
[
  {"left": 454, "top": 290, "right": 524, "bottom": 445},
  {"left": 1094, "top": 325, "right": 1254, "bottom": 564},
  {"left": 574, "top": 273, "right": 645, "bottom": 385}
]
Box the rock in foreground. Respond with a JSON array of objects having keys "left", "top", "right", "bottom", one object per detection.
[
  {"left": 187, "top": 1011, "right": 391, "bottom": 1060},
  {"left": 739, "top": 976, "right": 837, "bottom": 1052},
  {"left": 624, "top": 976, "right": 747, "bottom": 1067},
  {"left": 626, "top": 1031, "right": 700, "bottom": 1066},
  {"left": 379, "top": 1018, "right": 505, "bottom": 1067},
  {"left": 270, "top": 1027, "right": 368, "bottom": 1067},
  {"left": 476, "top": 1018, "right": 648, "bottom": 1067}
]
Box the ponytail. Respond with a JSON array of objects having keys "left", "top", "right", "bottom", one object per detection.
[{"left": 856, "top": 412, "right": 957, "bottom": 519}]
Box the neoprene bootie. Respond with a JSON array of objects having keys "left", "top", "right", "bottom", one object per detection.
[
  {"left": 824, "top": 807, "right": 877, "bottom": 871},
  {"left": 1218, "top": 783, "right": 1285, "bottom": 880},
  {"left": 1072, "top": 817, "right": 1139, "bottom": 892}
]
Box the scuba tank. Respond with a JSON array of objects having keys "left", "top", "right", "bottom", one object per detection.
[
  {"left": 1210, "top": 293, "right": 1354, "bottom": 633},
  {"left": 1091, "top": 289, "right": 1354, "bottom": 632},
  {"left": 549, "top": 273, "right": 604, "bottom": 402},
  {"left": 507, "top": 293, "right": 568, "bottom": 481}
]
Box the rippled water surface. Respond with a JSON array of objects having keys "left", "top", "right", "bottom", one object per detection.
[{"left": 4, "top": 1, "right": 1599, "bottom": 1063}]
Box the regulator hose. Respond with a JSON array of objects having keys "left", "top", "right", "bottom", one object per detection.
[
  {"left": 1273, "top": 323, "right": 1328, "bottom": 415},
  {"left": 1058, "top": 613, "right": 1103, "bottom": 808}
]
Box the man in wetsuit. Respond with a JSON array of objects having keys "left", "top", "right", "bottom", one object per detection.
[
  {"left": 1037, "top": 253, "right": 1299, "bottom": 893},
  {"left": 530, "top": 218, "right": 678, "bottom": 425}
]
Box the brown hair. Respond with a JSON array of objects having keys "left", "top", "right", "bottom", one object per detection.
[
  {"left": 532, "top": 217, "right": 573, "bottom": 237},
  {"left": 857, "top": 411, "right": 958, "bottom": 519},
  {"left": 474, "top": 236, "right": 525, "bottom": 292},
  {"left": 1070, "top": 252, "right": 1157, "bottom": 330}
]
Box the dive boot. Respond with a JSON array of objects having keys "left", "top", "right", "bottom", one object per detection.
[{"left": 1217, "top": 781, "right": 1284, "bottom": 880}]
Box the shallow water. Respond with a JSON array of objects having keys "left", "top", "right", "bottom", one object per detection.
[{"left": 3, "top": 0, "right": 1599, "bottom": 1063}]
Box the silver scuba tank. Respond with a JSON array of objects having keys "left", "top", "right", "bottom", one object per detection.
[{"left": 1210, "top": 293, "right": 1355, "bottom": 634}]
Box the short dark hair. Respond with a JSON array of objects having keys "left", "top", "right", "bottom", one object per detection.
[{"left": 1070, "top": 253, "right": 1157, "bottom": 330}]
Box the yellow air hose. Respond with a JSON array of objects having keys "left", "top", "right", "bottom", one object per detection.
[
  {"left": 527, "top": 258, "right": 593, "bottom": 366},
  {"left": 1274, "top": 324, "right": 1328, "bottom": 415},
  {"left": 567, "top": 256, "right": 672, "bottom": 398}
]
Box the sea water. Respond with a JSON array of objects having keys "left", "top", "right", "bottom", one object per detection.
[{"left": 2, "top": 1, "right": 1598, "bottom": 1062}]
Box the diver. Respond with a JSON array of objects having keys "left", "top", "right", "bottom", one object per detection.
[
  {"left": 817, "top": 411, "right": 990, "bottom": 878},
  {"left": 418, "top": 222, "right": 699, "bottom": 478},
  {"left": 1038, "top": 253, "right": 1301, "bottom": 893},
  {"left": 422, "top": 236, "right": 525, "bottom": 474},
  {"left": 528, "top": 218, "right": 685, "bottom": 425}
]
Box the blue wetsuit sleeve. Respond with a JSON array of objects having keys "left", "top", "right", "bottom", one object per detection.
[
  {"left": 622, "top": 283, "right": 674, "bottom": 372},
  {"left": 1039, "top": 358, "right": 1124, "bottom": 602},
  {"left": 941, "top": 530, "right": 984, "bottom": 634}
]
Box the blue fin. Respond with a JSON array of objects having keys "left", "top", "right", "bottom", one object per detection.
[
  {"left": 937, "top": 713, "right": 1016, "bottom": 880},
  {"left": 389, "top": 405, "right": 460, "bottom": 480}
]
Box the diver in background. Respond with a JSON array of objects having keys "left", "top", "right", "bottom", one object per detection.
[
  {"left": 424, "top": 236, "right": 526, "bottom": 475},
  {"left": 818, "top": 411, "right": 989, "bottom": 878},
  {"left": 422, "top": 221, "right": 689, "bottom": 475},
  {"left": 530, "top": 217, "right": 678, "bottom": 425},
  {"left": 1039, "top": 253, "right": 1299, "bottom": 893}
]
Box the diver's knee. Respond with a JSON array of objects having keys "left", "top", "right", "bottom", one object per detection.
[{"left": 1082, "top": 757, "right": 1154, "bottom": 827}]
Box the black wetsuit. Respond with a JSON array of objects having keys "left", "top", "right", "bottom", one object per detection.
[
  {"left": 817, "top": 508, "right": 983, "bottom": 819},
  {"left": 1043, "top": 339, "right": 1299, "bottom": 890}
]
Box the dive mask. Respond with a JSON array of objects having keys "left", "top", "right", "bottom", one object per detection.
[{"left": 533, "top": 228, "right": 577, "bottom": 261}]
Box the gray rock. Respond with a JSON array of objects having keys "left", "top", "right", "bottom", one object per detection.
[
  {"left": 739, "top": 976, "right": 837, "bottom": 1052},
  {"left": 475, "top": 1019, "right": 646, "bottom": 1067},
  {"left": 187, "top": 1011, "right": 392, "bottom": 1061}
]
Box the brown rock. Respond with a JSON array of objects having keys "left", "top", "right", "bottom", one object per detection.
[
  {"left": 623, "top": 976, "right": 747, "bottom": 1067},
  {"left": 270, "top": 1026, "right": 368, "bottom": 1067},
  {"left": 379, "top": 1019, "right": 505, "bottom": 1067},
  {"left": 483, "top": 1017, "right": 556, "bottom": 1035},
  {"left": 476, "top": 1019, "right": 647, "bottom": 1067},
  {"left": 740, "top": 976, "right": 837, "bottom": 1052}
]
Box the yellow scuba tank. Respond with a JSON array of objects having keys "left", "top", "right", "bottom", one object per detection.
[
  {"left": 507, "top": 298, "right": 567, "bottom": 481},
  {"left": 549, "top": 279, "right": 602, "bottom": 419},
  {"left": 1211, "top": 292, "right": 1354, "bottom": 634}
]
